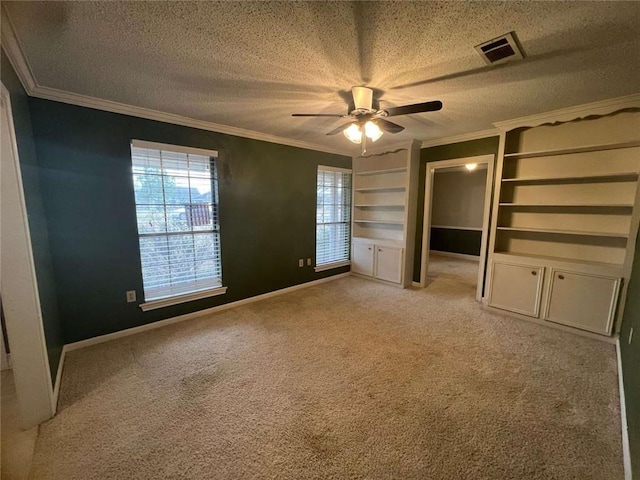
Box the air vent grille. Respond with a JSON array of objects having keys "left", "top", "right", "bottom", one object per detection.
[{"left": 475, "top": 32, "right": 524, "bottom": 65}]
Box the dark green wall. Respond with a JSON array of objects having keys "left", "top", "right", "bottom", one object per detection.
[
  {"left": 27, "top": 98, "right": 350, "bottom": 343},
  {"left": 620, "top": 225, "right": 640, "bottom": 478},
  {"left": 430, "top": 228, "right": 481, "bottom": 256},
  {"left": 1, "top": 51, "right": 64, "bottom": 381},
  {"left": 413, "top": 137, "right": 500, "bottom": 282}
]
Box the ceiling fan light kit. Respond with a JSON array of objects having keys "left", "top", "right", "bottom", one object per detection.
[{"left": 292, "top": 86, "right": 442, "bottom": 155}]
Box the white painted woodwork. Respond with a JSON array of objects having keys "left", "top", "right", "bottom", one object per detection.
[
  {"left": 0, "top": 85, "right": 54, "bottom": 427},
  {"left": 544, "top": 270, "right": 620, "bottom": 335},
  {"left": 374, "top": 246, "right": 403, "bottom": 284},
  {"left": 351, "top": 141, "right": 420, "bottom": 287},
  {"left": 352, "top": 241, "right": 375, "bottom": 277},
  {"left": 488, "top": 262, "right": 544, "bottom": 317},
  {"left": 487, "top": 105, "right": 640, "bottom": 337}
]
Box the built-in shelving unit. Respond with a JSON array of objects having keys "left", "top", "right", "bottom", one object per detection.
[
  {"left": 351, "top": 142, "right": 421, "bottom": 288},
  {"left": 486, "top": 106, "right": 640, "bottom": 337}
]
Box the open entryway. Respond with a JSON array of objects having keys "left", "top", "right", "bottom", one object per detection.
[{"left": 418, "top": 155, "right": 494, "bottom": 301}]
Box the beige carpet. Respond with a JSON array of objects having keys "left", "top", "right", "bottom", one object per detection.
[{"left": 29, "top": 257, "right": 623, "bottom": 479}]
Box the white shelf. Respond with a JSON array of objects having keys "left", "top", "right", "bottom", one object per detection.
[
  {"left": 355, "top": 167, "right": 407, "bottom": 176},
  {"left": 354, "top": 204, "right": 405, "bottom": 208},
  {"left": 354, "top": 186, "right": 406, "bottom": 192},
  {"left": 354, "top": 219, "right": 404, "bottom": 225},
  {"left": 499, "top": 203, "right": 634, "bottom": 208},
  {"left": 497, "top": 226, "right": 629, "bottom": 239},
  {"left": 494, "top": 251, "right": 623, "bottom": 268},
  {"left": 501, "top": 172, "right": 639, "bottom": 184},
  {"left": 503, "top": 140, "right": 640, "bottom": 159}
]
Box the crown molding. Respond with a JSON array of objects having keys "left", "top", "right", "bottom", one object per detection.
[
  {"left": 493, "top": 93, "right": 640, "bottom": 131},
  {"left": 0, "top": 7, "right": 349, "bottom": 157},
  {"left": 29, "top": 85, "right": 349, "bottom": 155},
  {"left": 1, "top": 5, "right": 37, "bottom": 93},
  {"left": 420, "top": 129, "right": 500, "bottom": 149}
]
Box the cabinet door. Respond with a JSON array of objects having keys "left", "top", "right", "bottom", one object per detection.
[
  {"left": 374, "top": 246, "right": 403, "bottom": 283},
  {"left": 352, "top": 242, "right": 374, "bottom": 277},
  {"left": 544, "top": 270, "right": 620, "bottom": 335},
  {"left": 488, "top": 262, "right": 544, "bottom": 317}
]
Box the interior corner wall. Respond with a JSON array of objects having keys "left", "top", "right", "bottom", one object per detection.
[
  {"left": 26, "top": 97, "right": 351, "bottom": 343},
  {"left": 1, "top": 50, "right": 64, "bottom": 382},
  {"left": 413, "top": 137, "right": 500, "bottom": 282},
  {"left": 620, "top": 223, "right": 640, "bottom": 478}
]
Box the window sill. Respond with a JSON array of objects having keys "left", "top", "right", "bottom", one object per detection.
[
  {"left": 140, "top": 286, "right": 228, "bottom": 312},
  {"left": 314, "top": 260, "right": 351, "bottom": 272}
]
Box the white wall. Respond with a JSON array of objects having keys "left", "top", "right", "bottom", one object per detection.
[{"left": 431, "top": 168, "right": 487, "bottom": 229}]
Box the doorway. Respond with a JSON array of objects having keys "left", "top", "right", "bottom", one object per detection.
[{"left": 418, "top": 155, "right": 495, "bottom": 301}]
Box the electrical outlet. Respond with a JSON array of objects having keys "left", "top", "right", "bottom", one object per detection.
[
  {"left": 298, "top": 259, "right": 304, "bottom": 267},
  {"left": 126, "top": 290, "right": 136, "bottom": 303},
  {"left": 629, "top": 327, "right": 634, "bottom": 345},
  {"left": 306, "top": 258, "right": 312, "bottom": 266}
]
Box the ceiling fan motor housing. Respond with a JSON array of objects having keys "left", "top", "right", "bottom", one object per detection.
[{"left": 352, "top": 86, "right": 374, "bottom": 111}]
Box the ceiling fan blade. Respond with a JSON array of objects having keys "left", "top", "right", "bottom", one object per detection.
[
  {"left": 326, "top": 123, "right": 353, "bottom": 136},
  {"left": 291, "top": 113, "right": 345, "bottom": 117},
  {"left": 383, "top": 100, "right": 443, "bottom": 117},
  {"left": 376, "top": 119, "right": 404, "bottom": 134}
]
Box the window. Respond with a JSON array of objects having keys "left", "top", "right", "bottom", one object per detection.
[
  {"left": 315, "top": 166, "right": 352, "bottom": 271},
  {"left": 131, "top": 140, "right": 225, "bottom": 310}
]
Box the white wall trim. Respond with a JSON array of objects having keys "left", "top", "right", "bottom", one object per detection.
[
  {"left": 616, "top": 338, "right": 633, "bottom": 480},
  {"left": 52, "top": 346, "right": 67, "bottom": 414},
  {"left": 64, "top": 273, "right": 350, "bottom": 352},
  {"left": 421, "top": 129, "right": 500, "bottom": 148},
  {"left": 0, "top": 8, "right": 37, "bottom": 93},
  {"left": 493, "top": 93, "right": 640, "bottom": 131},
  {"left": 0, "top": 12, "right": 349, "bottom": 157},
  {"left": 1, "top": 83, "right": 55, "bottom": 427}
]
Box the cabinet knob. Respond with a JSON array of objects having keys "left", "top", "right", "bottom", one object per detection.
[
  {"left": 558, "top": 274, "right": 565, "bottom": 280},
  {"left": 368, "top": 247, "right": 372, "bottom": 250},
  {"left": 378, "top": 248, "right": 382, "bottom": 252},
  {"left": 531, "top": 271, "right": 537, "bottom": 276}
]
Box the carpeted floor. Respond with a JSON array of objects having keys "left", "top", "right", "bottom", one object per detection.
[{"left": 29, "top": 257, "right": 623, "bottom": 479}]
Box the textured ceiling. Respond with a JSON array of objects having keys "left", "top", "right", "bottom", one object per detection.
[{"left": 4, "top": 1, "right": 640, "bottom": 154}]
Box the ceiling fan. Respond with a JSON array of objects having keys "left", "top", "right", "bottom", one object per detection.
[{"left": 292, "top": 86, "right": 442, "bottom": 154}]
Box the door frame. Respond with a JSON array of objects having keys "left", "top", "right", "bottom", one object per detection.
[
  {"left": 418, "top": 154, "right": 495, "bottom": 302},
  {"left": 1, "top": 83, "right": 55, "bottom": 427}
]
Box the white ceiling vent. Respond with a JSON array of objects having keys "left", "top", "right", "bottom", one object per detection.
[{"left": 475, "top": 32, "right": 524, "bottom": 65}]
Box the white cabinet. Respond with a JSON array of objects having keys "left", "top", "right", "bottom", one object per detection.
[
  {"left": 352, "top": 241, "right": 374, "bottom": 276},
  {"left": 488, "top": 262, "right": 544, "bottom": 317},
  {"left": 351, "top": 141, "right": 421, "bottom": 287},
  {"left": 352, "top": 240, "right": 404, "bottom": 284},
  {"left": 544, "top": 270, "right": 620, "bottom": 335},
  {"left": 375, "top": 246, "right": 403, "bottom": 283}
]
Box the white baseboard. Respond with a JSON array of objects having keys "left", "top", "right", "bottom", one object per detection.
[
  {"left": 52, "top": 346, "right": 67, "bottom": 414},
  {"left": 616, "top": 339, "right": 632, "bottom": 480},
  {"left": 430, "top": 250, "right": 480, "bottom": 262},
  {"left": 64, "top": 273, "right": 350, "bottom": 352}
]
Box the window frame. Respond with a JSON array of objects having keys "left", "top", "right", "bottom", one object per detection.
[
  {"left": 314, "top": 165, "right": 352, "bottom": 272},
  {"left": 130, "top": 139, "right": 226, "bottom": 312}
]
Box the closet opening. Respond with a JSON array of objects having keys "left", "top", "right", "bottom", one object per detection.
[{"left": 418, "top": 155, "right": 495, "bottom": 301}]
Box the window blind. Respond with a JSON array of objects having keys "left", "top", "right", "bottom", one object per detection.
[
  {"left": 316, "top": 167, "right": 352, "bottom": 266},
  {"left": 131, "top": 143, "right": 222, "bottom": 301}
]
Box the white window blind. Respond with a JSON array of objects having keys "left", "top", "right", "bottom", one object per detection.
[
  {"left": 316, "top": 166, "right": 352, "bottom": 267},
  {"left": 131, "top": 141, "right": 222, "bottom": 302}
]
